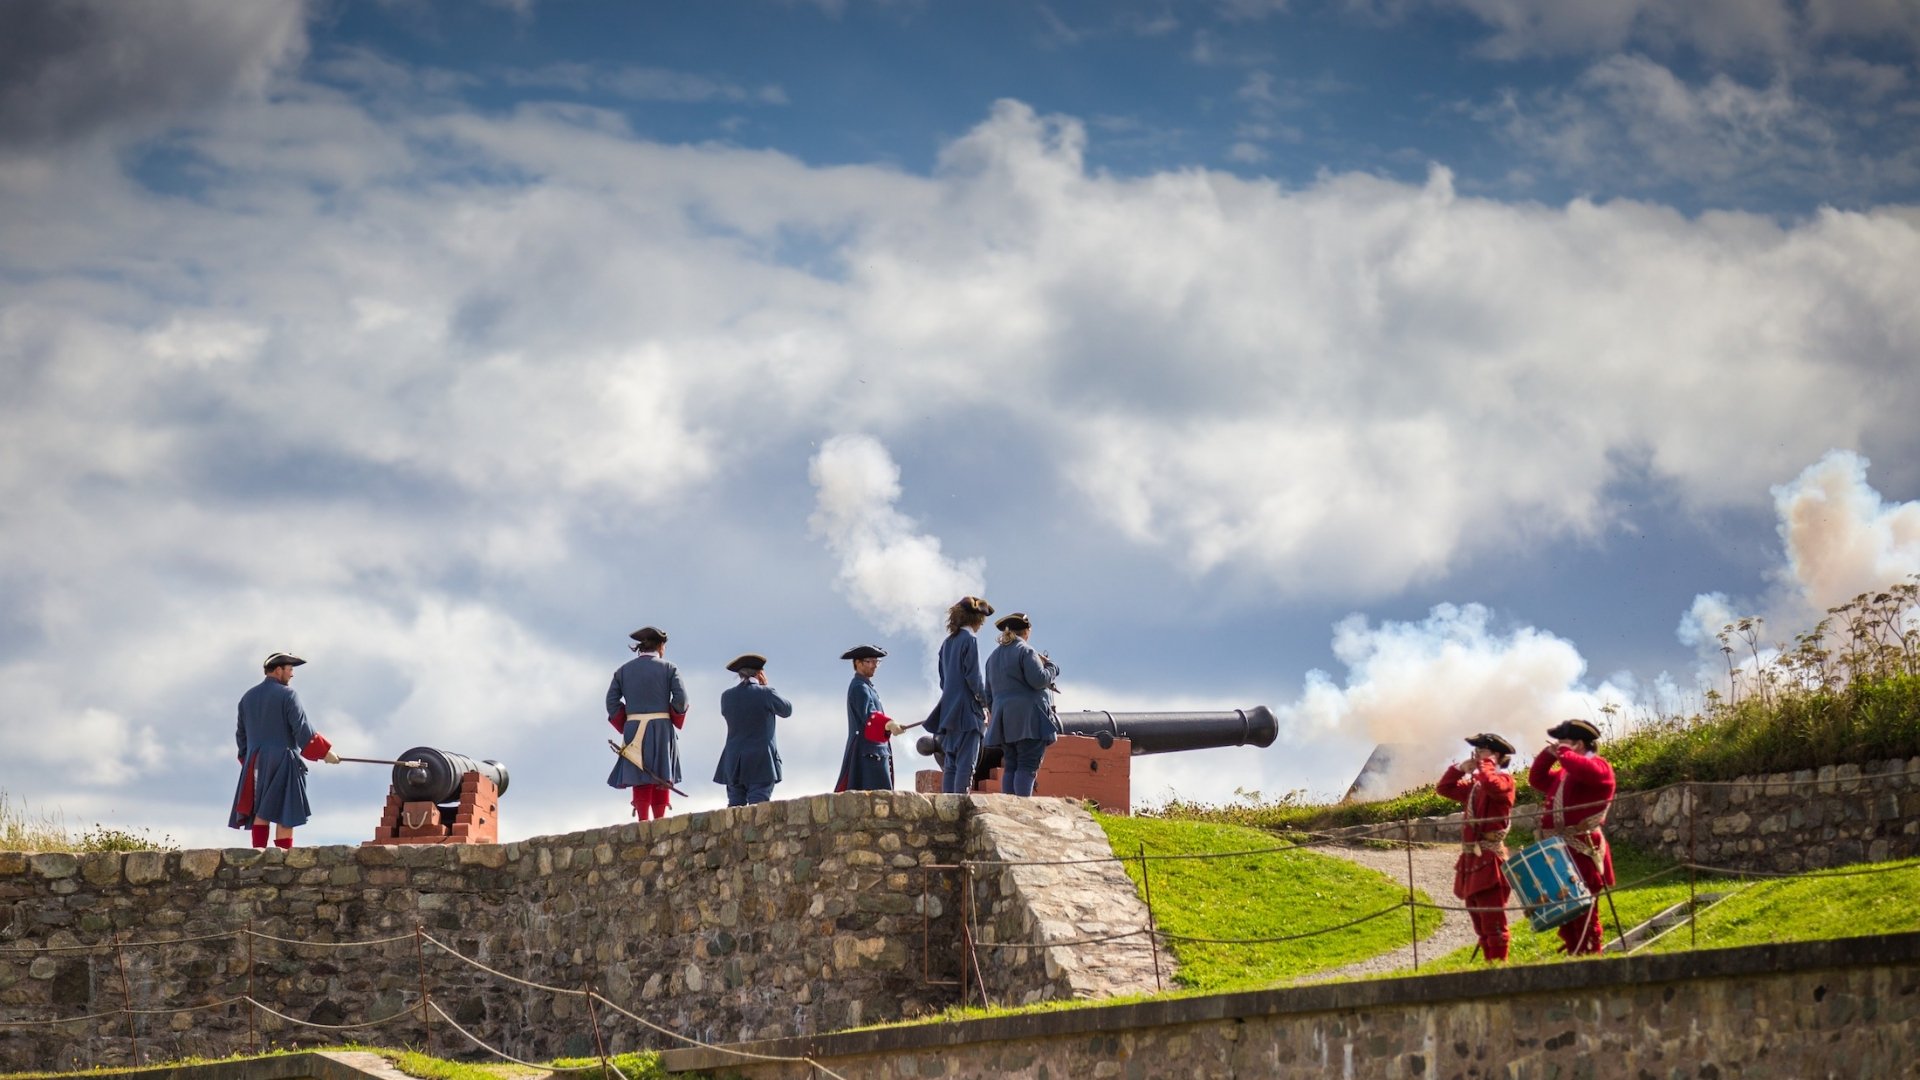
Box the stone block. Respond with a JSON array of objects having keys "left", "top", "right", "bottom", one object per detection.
[
  {"left": 78, "top": 854, "right": 121, "bottom": 887},
  {"left": 29, "top": 854, "right": 78, "bottom": 880},
  {"left": 123, "top": 852, "right": 168, "bottom": 886}
]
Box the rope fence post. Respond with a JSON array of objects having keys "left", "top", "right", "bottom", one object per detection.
[
  {"left": 1404, "top": 814, "right": 1420, "bottom": 971},
  {"left": 1137, "top": 842, "right": 1162, "bottom": 993},
  {"left": 585, "top": 983, "right": 612, "bottom": 1079},
  {"left": 114, "top": 932, "right": 139, "bottom": 1066},
  {"left": 1687, "top": 779, "right": 1699, "bottom": 949},
  {"left": 245, "top": 922, "right": 257, "bottom": 1054},
  {"left": 414, "top": 924, "right": 433, "bottom": 1055}
]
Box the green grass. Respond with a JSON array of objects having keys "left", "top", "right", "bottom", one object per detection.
[
  {"left": 1641, "top": 858, "right": 1920, "bottom": 953},
  {"left": 1095, "top": 814, "right": 1443, "bottom": 991}
]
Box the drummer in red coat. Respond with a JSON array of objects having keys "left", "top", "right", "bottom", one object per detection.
[
  {"left": 1528, "top": 718, "right": 1617, "bottom": 954},
  {"left": 1436, "top": 733, "right": 1517, "bottom": 961}
]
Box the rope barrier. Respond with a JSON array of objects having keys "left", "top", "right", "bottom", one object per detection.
[
  {"left": 425, "top": 1001, "right": 612, "bottom": 1075},
  {"left": 1161, "top": 904, "right": 1408, "bottom": 945},
  {"left": 243, "top": 930, "right": 417, "bottom": 948},
  {"left": 590, "top": 991, "right": 853, "bottom": 1080},
  {"left": 417, "top": 931, "right": 589, "bottom": 996},
  {"left": 1680, "top": 859, "right": 1920, "bottom": 880},
  {"left": 243, "top": 997, "right": 424, "bottom": 1032},
  {"left": 0, "top": 929, "right": 241, "bottom": 956}
]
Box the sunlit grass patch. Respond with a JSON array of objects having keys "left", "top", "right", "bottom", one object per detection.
[{"left": 1096, "top": 814, "right": 1442, "bottom": 991}]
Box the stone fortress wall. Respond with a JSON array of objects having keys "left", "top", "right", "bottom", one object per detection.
[{"left": 0, "top": 793, "right": 1161, "bottom": 1072}]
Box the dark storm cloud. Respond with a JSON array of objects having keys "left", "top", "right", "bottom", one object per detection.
[{"left": 0, "top": 0, "right": 307, "bottom": 150}]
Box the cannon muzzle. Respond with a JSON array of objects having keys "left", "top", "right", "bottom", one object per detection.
[{"left": 392, "top": 747, "right": 510, "bottom": 803}]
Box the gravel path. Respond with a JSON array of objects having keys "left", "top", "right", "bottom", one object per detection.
[{"left": 1293, "top": 842, "right": 1512, "bottom": 982}]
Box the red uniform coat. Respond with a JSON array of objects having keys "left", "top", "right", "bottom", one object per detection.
[
  {"left": 1528, "top": 746, "right": 1616, "bottom": 887},
  {"left": 1437, "top": 761, "right": 1515, "bottom": 900}
]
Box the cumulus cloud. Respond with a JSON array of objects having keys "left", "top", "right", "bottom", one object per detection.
[
  {"left": 809, "top": 435, "right": 987, "bottom": 663},
  {"left": 501, "top": 63, "right": 788, "bottom": 105}
]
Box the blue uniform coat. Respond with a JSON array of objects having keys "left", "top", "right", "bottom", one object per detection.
[
  {"left": 229, "top": 678, "right": 323, "bottom": 829},
  {"left": 986, "top": 640, "right": 1060, "bottom": 747},
  {"left": 931, "top": 630, "right": 992, "bottom": 753},
  {"left": 713, "top": 681, "right": 791, "bottom": 787},
  {"left": 606, "top": 655, "right": 690, "bottom": 788},
  {"left": 835, "top": 675, "right": 893, "bottom": 791}
]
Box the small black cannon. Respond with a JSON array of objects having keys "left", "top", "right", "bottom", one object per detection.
[{"left": 391, "top": 746, "right": 511, "bottom": 803}]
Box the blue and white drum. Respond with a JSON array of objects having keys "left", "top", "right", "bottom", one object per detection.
[{"left": 1502, "top": 836, "right": 1593, "bottom": 933}]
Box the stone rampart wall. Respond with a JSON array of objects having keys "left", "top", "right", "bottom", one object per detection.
[
  {"left": 0, "top": 793, "right": 1157, "bottom": 1072},
  {"left": 1325, "top": 756, "right": 1920, "bottom": 873},
  {"left": 661, "top": 932, "right": 1920, "bottom": 1079}
]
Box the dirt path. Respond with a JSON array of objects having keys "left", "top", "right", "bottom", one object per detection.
[{"left": 1295, "top": 842, "right": 1512, "bottom": 982}]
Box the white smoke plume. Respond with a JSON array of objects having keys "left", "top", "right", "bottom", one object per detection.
[
  {"left": 808, "top": 434, "right": 986, "bottom": 662},
  {"left": 1680, "top": 449, "right": 1920, "bottom": 672},
  {"left": 1286, "top": 603, "right": 1643, "bottom": 799}
]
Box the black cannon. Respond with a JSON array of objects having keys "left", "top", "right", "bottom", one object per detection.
[
  {"left": 915, "top": 707, "right": 1278, "bottom": 782},
  {"left": 392, "top": 747, "right": 510, "bottom": 804}
]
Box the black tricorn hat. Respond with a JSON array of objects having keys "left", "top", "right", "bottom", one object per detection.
[
  {"left": 629, "top": 626, "right": 668, "bottom": 645},
  {"left": 840, "top": 644, "right": 888, "bottom": 661},
  {"left": 1466, "top": 732, "right": 1515, "bottom": 756},
  {"left": 262, "top": 651, "right": 306, "bottom": 670},
  {"left": 1547, "top": 718, "right": 1602, "bottom": 743},
  {"left": 726, "top": 653, "right": 767, "bottom": 673},
  {"left": 957, "top": 595, "right": 995, "bottom": 616},
  {"left": 994, "top": 612, "right": 1032, "bottom": 632}
]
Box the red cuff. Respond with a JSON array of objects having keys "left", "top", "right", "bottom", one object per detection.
[
  {"left": 300, "top": 733, "right": 333, "bottom": 762},
  {"left": 863, "top": 711, "right": 893, "bottom": 743},
  {"left": 608, "top": 709, "right": 627, "bottom": 732},
  {"left": 669, "top": 710, "right": 686, "bottom": 730}
]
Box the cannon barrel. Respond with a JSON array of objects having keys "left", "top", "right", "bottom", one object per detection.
[
  {"left": 1057, "top": 708, "right": 1278, "bottom": 755},
  {"left": 915, "top": 707, "right": 1278, "bottom": 763},
  {"left": 392, "top": 747, "right": 510, "bottom": 803}
]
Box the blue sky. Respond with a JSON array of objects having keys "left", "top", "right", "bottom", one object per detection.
[{"left": 3, "top": 0, "right": 1919, "bottom": 847}]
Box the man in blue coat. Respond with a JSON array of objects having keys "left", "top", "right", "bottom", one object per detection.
[
  {"left": 929, "top": 596, "right": 994, "bottom": 793},
  {"left": 985, "top": 613, "right": 1060, "bottom": 797},
  {"left": 607, "top": 626, "right": 690, "bottom": 820},
  {"left": 713, "top": 653, "right": 791, "bottom": 806},
  {"left": 835, "top": 644, "right": 900, "bottom": 792},
  {"left": 229, "top": 652, "right": 339, "bottom": 849}
]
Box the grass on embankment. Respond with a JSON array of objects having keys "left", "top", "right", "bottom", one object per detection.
[
  {"left": 1417, "top": 838, "right": 1920, "bottom": 971},
  {"left": 1095, "top": 814, "right": 1442, "bottom": 991}
]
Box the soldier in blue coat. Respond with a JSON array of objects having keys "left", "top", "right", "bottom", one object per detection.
[
  {"left": 985, "top": 613, "right": 1060, "bottom": 797},
  {"left": 606, "top": 626, "right": 690, "bottom": 820},
  {"left": 928, "top": 596, "right": 994, "bottom": 794},
  {"left": 835, "top": 644, "right": 900, "bottom": 791},
  {"left": 228, "top": 652, "right": 339, "bottom": 849},
  {"left": 713, "top": 653, "right": 791, "bottom": 806}
]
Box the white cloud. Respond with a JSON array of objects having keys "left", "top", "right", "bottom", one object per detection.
[{"left": 808, "top": 434, "right": 987, "bottom": 662}]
